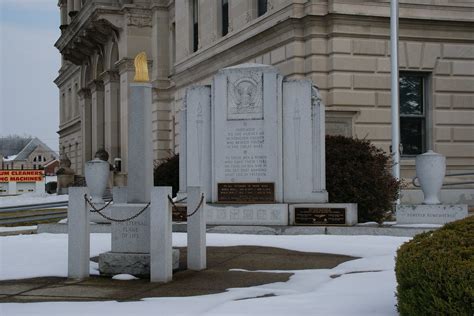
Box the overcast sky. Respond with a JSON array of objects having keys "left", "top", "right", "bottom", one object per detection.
[{"left": 0, "top": 0, "right": 60, "bottom": 152}]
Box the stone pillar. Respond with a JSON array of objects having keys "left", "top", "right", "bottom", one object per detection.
[
  {"left": 67, "top": 0, "right": 74, "bottom": 23},
  {"left": 73, "top": 0, "right": 81, "bottom": 12},
  {"left": 150, "top": 186, "right": 173, "bottom": 283},
  {"left": 187, "top": 186, "right": 206, "bottom": 271},
  {"left": 90, "top": 81, "right": 105, "bottom": 156},
  {"left": 67, "top": 187, "right": 89, "bottom": 280},
  {"left": 177, "top": 107, "right": 187, "bottom": 200},
  {"left": 174, "top": 0, "right": 192, "bottom": 61},
  {"left": 103, "top": 71, "right": 121, "bottom": 161},
  {"left": 78, "top": 88, "right": 92, "bottom": 168},
  {"left": 118, "top": 59, "right": 135, "bottom": 173},
  {"left": 127, "top": 83, "right": 153, "bottom": 203},
  {"left": 59, "top": 1, "right": 68, "bottom": 27}
]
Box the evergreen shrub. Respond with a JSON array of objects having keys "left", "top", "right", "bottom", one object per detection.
[
  {"left": 153, "top": 154, "right": 179, "bottom": 196},
  {"left": 395, "top": 216, "right": 474, "bottom": 315},
  {"left": 325, "top": 135, "right": 400, "bottom": 222}
]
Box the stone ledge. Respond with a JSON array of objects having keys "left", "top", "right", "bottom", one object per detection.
[
  {"left": 99, "top": 250, "right": 180, "bottom": 277},
  {"left": 396, "top": 204, "right": 468, "bottom": 225}
]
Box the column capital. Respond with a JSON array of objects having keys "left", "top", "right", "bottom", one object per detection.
[
  {"left": 88, "top": 80, "right": 104, "bottom": 93},
  {"left": 77, "top": 88, "right": 91, "bottom": 100},
  {"left": 100, "top": 70, "right": 120, "bottom": 84}
]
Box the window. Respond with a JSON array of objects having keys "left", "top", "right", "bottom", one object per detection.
[
  {"left": 399, "top": 73, "right": 428, "bottom": 156},
  {"left": 222, "top": 0, "right": 229, "bottom": 36},
  {"left": 258, "top": 0, "right": 268, "bottom": 17},
  {"left": 192, "top": 0, "right": 199, "bottom": 52}
]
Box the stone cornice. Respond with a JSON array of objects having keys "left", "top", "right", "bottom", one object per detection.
[
  {"left": 55, "top": 1, "right": 123, "bottom": 65},
  {"left": 58, "top": 119, "right": 81, "bottom": 137},
  {"left": 54, "top": 64, "right": 81, "bottom": 88}
]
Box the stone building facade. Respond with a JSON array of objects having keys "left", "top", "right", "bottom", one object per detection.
[{"left": 55, "top": 0, "right": 473, "bottom": 189}]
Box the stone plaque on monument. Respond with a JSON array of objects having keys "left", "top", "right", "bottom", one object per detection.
[
  {"left": 217, "top": 182, "right": 275, "bottom": 203},
  {"left": 111, "top": 204, "right": 150, "bottom": 253},
  {"left": 294, "top": 207, "right": 346, "bottom": 225},
  {"left": 212, "top": 64, "right": 283, "bottom": 203}
]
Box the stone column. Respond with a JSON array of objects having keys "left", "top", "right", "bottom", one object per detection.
[
  {"left": 174, "top": 0, "right": 192, "bottom": 61},
  {"left": 59, "top": 1, "right": 68, "bottom": 27},
  {"left": 118, "top": 59, "right": 135, "bottom": 173},
  {"left": 90, "top": 80, "right": 105, "bottom": 155},
  {"left": 102, "top": 71, "right": 121, "bottom": 161},
  {"left": 78, "top": 88, "right": 92, "bottom": 167},
  {"left": 177, "top": 107, "right": 187, "bottom": 200},
  {"left": 73, "top": 0, "right": 81, "bottom": 12},
  {"left": 67, "top": 0, "right": 74, "bottom": 23},
  {"left": 128, "top": 82, "right": 153, "bottom": 203}
]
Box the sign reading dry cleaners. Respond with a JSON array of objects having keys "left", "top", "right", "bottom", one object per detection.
[{"left": 0, "top": 170, "right": 44, "bottom": 182}]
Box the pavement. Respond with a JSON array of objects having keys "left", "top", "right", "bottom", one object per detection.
[{"left": 0, "top": 246, "right": 356, "bottom": 303}]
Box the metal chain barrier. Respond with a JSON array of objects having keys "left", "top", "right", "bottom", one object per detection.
[
  {"left": 168, "top": 194, "right": 204, "bottom": 218},
  {"left": 84, "top": 194, "right": 150, "bottom": 222}
]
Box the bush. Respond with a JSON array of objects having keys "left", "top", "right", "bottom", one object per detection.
[
  {"left": 153, "top": 154, "right": 179, "bottom": 196},
  {"left": 395, "top": 216, "right": 474, "bottom": 315},
  {"left": 326, "top": 135, "right": 399, "bottom": 222}
]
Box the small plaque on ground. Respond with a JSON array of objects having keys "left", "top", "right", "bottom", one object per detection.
[
  {"left": 217, "top": 182, "right": 275, "bottom": 203},
  {"left": 294, "top": 207, "right": 346, "bottom": 225}
]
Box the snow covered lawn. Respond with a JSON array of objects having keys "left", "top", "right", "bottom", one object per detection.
[
  {"left": 0, "top": 192, "right": 68, "bottom": 208},
  {"left": 0, "top": 233, "right": 409, "bottom": 315}
]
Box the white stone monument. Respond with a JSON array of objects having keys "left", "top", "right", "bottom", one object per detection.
[
  {"left": 396, "top": 151, "right": 468, "bottom": 224},
  {"left": 98, "top": 53, "right": 179, "bottom": 277},
  {"left": 179, "top": 64, "right": 345, "bottom": 226}
]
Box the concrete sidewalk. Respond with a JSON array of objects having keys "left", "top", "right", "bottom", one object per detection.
[{"left": 0, "top": 246, "right": 355, "bottom": 303}]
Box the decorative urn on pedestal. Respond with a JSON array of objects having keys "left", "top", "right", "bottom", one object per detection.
[
  {"left": 84, "top": 150, "right": 110, "bottom": 204},
  {"left": 416, "top": 150, "right": 445, "bottom": 205}
]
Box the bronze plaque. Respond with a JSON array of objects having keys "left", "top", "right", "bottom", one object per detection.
[
  {"left": 217, "top": 182, "right": 275, "bottom": 203},
  {"left": 294, "top": 208, "right": 346, "bottom": 225}
]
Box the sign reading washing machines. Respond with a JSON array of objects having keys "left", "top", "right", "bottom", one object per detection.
[{"left": 0, "top": 170, "right": 45, "bottom": 195}]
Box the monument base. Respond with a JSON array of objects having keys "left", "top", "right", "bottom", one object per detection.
[
  {"left": 205, "top": 204, "right": 289, "bottom": 225},
  {"left": 98, "top": 249, "right": 180, "bottom": 277},
  {"left": 396, "top": 204, "right": 468, "bottom": 225}
]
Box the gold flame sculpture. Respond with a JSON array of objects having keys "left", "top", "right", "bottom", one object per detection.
[{"left": 133, "top": 52, "right": 149, "bottom": 82}]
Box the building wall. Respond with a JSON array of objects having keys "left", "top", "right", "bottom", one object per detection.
[{"left": 56, "top": 0, "right": 474, "bottom": 187}]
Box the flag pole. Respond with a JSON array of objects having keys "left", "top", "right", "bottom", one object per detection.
[{"left": 390, "top": 0, "right": 400, "bottom": 204}]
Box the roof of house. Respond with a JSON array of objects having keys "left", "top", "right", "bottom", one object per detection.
[
  {"left": 0, "top": 137, "right": 32, "bottom": 158},
  {"left": 0, "top": 137, "right": 58, "bottom": 161}
]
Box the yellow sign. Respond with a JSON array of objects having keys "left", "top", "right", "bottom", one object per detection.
[{"left": 0, "top": 170, "right": 44, "bottom": 182}]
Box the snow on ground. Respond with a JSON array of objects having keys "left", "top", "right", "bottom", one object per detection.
[
  {"left": 0, "top": 232, "right": 410, "bottom": 316},
  {"left": 0, "top": 192, "right": 68, "bottom": 208}
]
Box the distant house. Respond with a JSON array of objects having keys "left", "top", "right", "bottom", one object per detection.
[
  {"left": 0, "top": 137, "right": 59, "bottom": 171},
  {"left": 0, "top": 137, "right": 58, "bottom": 195}
]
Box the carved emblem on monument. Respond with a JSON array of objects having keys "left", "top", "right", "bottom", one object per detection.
[{"left": 227, "top": 73, "right": 263, "bottom": 120}]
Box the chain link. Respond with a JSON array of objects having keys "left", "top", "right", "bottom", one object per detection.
[
  {"left": 168, "top": 194, "right": 204, "bottom": 218},
  {"left": 84, "top": 194, "right": 150, "bottom": 222}
]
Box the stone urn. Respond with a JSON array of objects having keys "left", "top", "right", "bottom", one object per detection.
[
  {"left": 416, "top": 150, "right": 445, "bottom": 205},
  {"left": 84, "top": 158, "right": 110, "bottom": 204}
]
